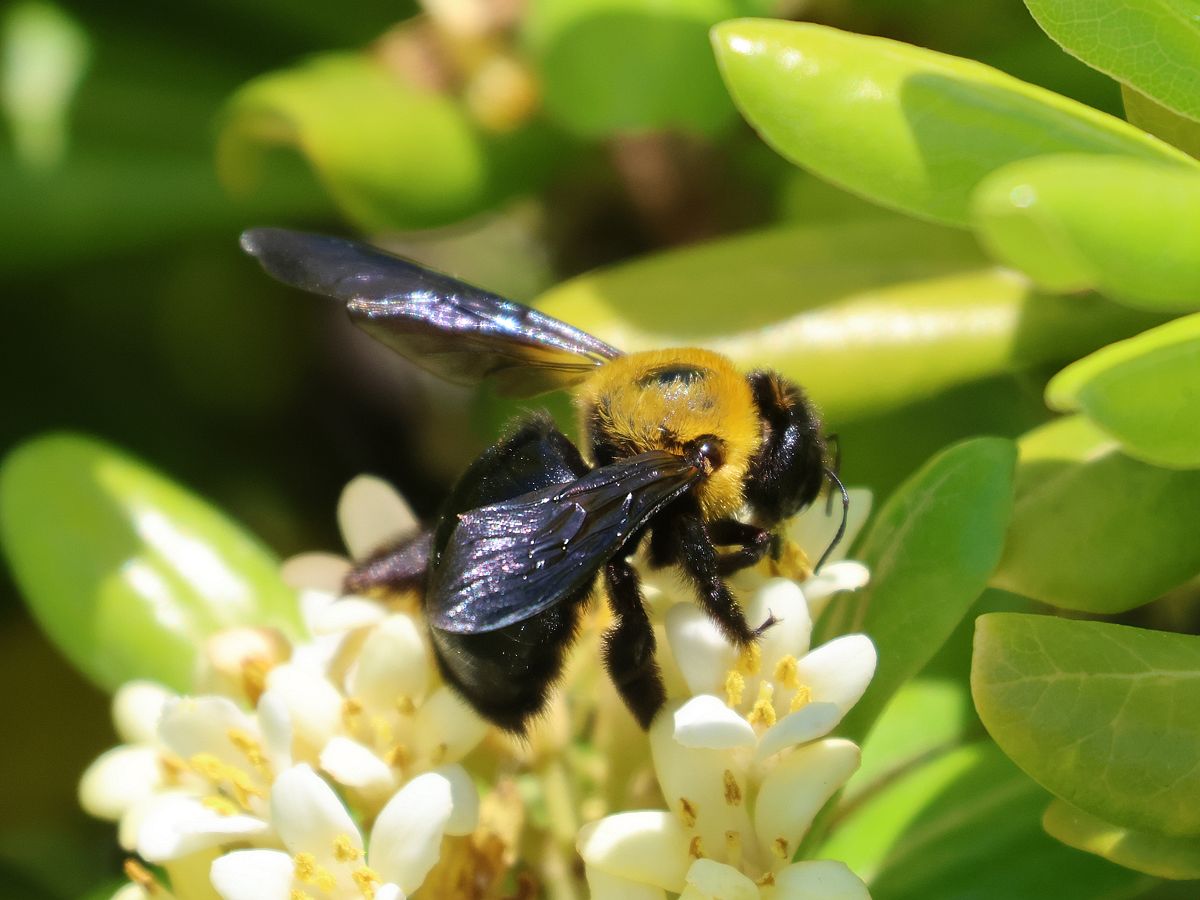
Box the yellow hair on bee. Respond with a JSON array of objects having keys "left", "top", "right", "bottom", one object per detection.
[{"left": 576, "top": 348, "right": 761, "bottom": 521}]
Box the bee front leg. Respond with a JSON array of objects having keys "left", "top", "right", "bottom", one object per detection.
[
  {"left": 708, "top": 519, "right": 772, "bottom": 576},
  {"left": 603, "top": 556, "right": 666, "bottom": 729},
  {"left": 673, "top": 514, "right": 776, "bottom": 647},
  {"left": 343, "top": 530, "right": 433, "bottom": 597}
]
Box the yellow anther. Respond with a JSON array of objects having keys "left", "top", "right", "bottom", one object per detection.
[
  {"left": 758, "top": 872, "right": 777, "bottom": 887},
  {"left": 679, "top": 797, "right": 698, "bottom": 828},
  {"left": 724, "top": 669, "right": 745, "bottom": 708},
  {"left": 689, "top": 835, "right": 705, "bottom": 859},
  {"left": 746, "top": 680, "right": 777, "bottom": 728},
  {"left": 189, "top": 753, "right": 226, "bottom": 783},
  {"left": 430, "top": 742, "right": 448, "bottom": 766},
  {"left": 371, "top": 715, "right": 394, "bottom": 748},
  {"left": 290, "top": 891, "right": 314, "bottom": 900},
  {"left": 242, "top": 657, "right": 270, "bottom": 705},
  {"left": 229, "top": 768, "right": 266, "bottom": 808},
  {"left": 124, "top": 859, "right": 160, "bottom": 892},
  {"left": 159, "top": 753, "right": 186, "bottom": 784},
  {"left": 334, "top": 834, "right": 362, "bottom": 863},
  {"left": 342, "top": 697, "right": 364, "bottom": 734},
  {"left": 227, "top": 727, "right": 272, "bottom": 777},
  {"left": 294, "top": 852, "right": 318, "bottom": 883},
  {"left": 315, "top": 868, "right": 337, "bottom": 892},
  {"left": 789, "top": 683, "right": 813, "bottom": 712},
  {"left": 723, "top": 769, "right": 742, "bottom": 806},
  {"left": 773, "top": 655, "right": 801, "bottom": 690},
  {"left": 395, "top": 694, "right": 416, "bottom": 715},
  {"left": 736, "top": 642, "right": 762, "bottom": 676},
  {"left": 353, "top": 865, "right": 382, "bottom": 898},
  {"left": 772, "top": 837, "right": 790, "bottom": 859},
  {"left": 201, "top": 795, "right": 240, "bottom": 816},
  {"left": 385, "top": 743, "right": 411, "bottom": 768}
]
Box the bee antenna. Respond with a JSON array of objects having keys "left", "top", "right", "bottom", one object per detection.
[
  {"left": 815, "top": 467, "right": 849, "bottom": 573},
  {"left": 824, "top": 433, "right": 842, "bottom": 515}
]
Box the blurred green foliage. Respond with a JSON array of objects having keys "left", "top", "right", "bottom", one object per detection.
[{"left": 2, "top": 0, "right": 1200, "bottom": 895}]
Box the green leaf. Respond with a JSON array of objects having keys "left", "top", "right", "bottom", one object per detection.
[
  {"left": 1024, "top": 0, "right": 1200, "bottom": 123},
  {"left": 1123, "top": 86, "right": 1200, "bottom": 159},
  {"left": 1046, "top": 313, "right": 1200, "bottom": 468},
  {"left": 0, "top": 433, "right": 302, "bottom": 693},
  {"left": 994, "top": 415, "right": 1200, "bottom": 612},
  {"left": 1045, "top": 798, "right": 1200, "bottom": 880},
  {"left": 526, "top": 0, "right": 764, "bottom": 136},
  {"left": 535, "top": 217, "right": 1163, "bottom": 423},
  {"left": 971, "top": 154, "right": 1200, "bottom": 312},
  {"left": 821, "top": 741, "right": 1142, "bottom": 899},
  {"left": 219, "top": 52, "right": 559, "bottom": 232},
  {"left": 814, "top": 437, "right": 1016, "bottom": 743},
  {"left": 710, "top": 19, "right": 1195, "bottom": 226},
  {"left": 973, "top": 613, "right": 1200, "bottom": 837}
]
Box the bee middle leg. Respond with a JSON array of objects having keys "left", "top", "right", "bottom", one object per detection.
[
  {"left": 669, "top": 512, "right": 776, "bottom": 647},
  {"left": 707, "top": 519, "right": 772, "bottom": 576},
  {"left": 602, "top": 555, "right": 666, "bottom": 728},
  {"left": 343, "top": 529, "right": 433, "bottom": 596}
]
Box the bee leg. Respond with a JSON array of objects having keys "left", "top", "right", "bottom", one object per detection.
[
  {"left": 603, "top": 556, "right": 666, "bottom": 728},
  {"left": 673, "top": 514, "right": 773, "bottom": 647},
  {"left": 343, "top": 530, "right": 433, "bottom": 596},
  {"left": 708, "top": 519, "right": 772, "bottom": 576}
]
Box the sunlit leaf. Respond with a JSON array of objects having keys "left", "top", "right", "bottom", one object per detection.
[
  {"left": 535, "top": 217, "right": 1162, "bottom": 423},
  {"left": 1123, "top": 85, "right": 1200, "bottom": 158},
  {"left": 710, "top": 19, "right": 1195, "bottom": 225},
  {"left": 821, "top": 741, "right": 1140, "bottom": 899},
  {"left": 1044, "top": 798, "right": 1200, "bottom": 880},
  {"left": 0, "top": 433, "right": 302, "bottom": 692},
  {"left": 219, "top": 51, "right": 560, "bottom": 232},
  {"left": 1046, "top": 313, "right": 1200, "bottom": 468},
  {"left": 994, "top": 415, "right": 1200, "bottom": 612},
  {"left": 973, "top": 613, "right": 1200, "bottom": 837},
  {"left": 972, "top": 155, "right": 1200, "bottom": 311},
  {"left": 1024, "top": 0, "right": 1200, "bottom": 123},
  {"left": 815, "top": 437, "right": 1016, "bottom": 743}
]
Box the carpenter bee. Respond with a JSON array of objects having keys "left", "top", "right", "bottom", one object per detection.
[{"left": 242, "top": 228, "right": 848, "bottom": 733}]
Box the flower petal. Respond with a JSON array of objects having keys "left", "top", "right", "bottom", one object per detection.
[
  {"left": 113, "top": 681, "right": 175, "bottom": 744},
  {"left": 319, "top": 737, "right": 396, "bottom": 796},
  {"left": 685, "top": 858, "right": 758, "bottom": 900},
  {"left": 310, "top": 596, "right": 389, "bottom": 634},
  {"left": 745, "top": 579, "right": 812, "bottom": 665},
  {"left": 136, "top": 794, "right": 268, "bottom": 863},
  {"left": 209, "top": 848, "right": 294, "bottom": 900},
  {"left": 754, "top": 703, "right": 842, "bottom": 761},
  {"left": 271, "top": 764, "right": 361, "bottom": 859},
  {"left": 369, "top": 771, "right": 454, "bottom": 894},
  {"left": 350, "top": 614, "right": 430, "bottom": 708},
  {"left": 264, "top": 664, "right": 344, "bottom": 755},
  {"left": 158, "top": 696, "right": 257, "bottom": 768},
  {"left": 665, "top": 603, "right": 736, "bottom": 697},
  {"left": 650, "top": 704, "right": 754, "bottom": 867},
  {"left": 797, "top": 635, "right": 876, "bottom": 717},
  {"left": 788, "top": 489, "right": 871, "bottom": 567},
  {"left": 79, "top": 745, "right": 164, "bottom": 820},
  {"left": 673, "top": 696, "right": 757, "bottom": 750},
  {"left": 338, "top": 475, "right": 418, "bottom": 560},
  {"left": 256, "top": 691, "right": 293, "bottom": 773},
  {"left": 753, "top": 739, "right": 860, "bottom": 865},
  {"left": 768, "top": 860, "right": 870, "bottom": 899},
  {"left": 375, "top": 885, "right": 406, "bottom": 900},
  {"left": 434, "top": 763, "right": 480, "bottom": 836},
  {"left": 802, "top": 561, "right": 870, "bottom": 619},
  {"left": 577, "top": 811, "right": 692, "bottom": 892},
  {"left": 414, "top": 686, "right": 488, "bottom": 764},
  {"left": 280, "top": 552, "right": 351, "bottom": 593},
  {"left": 585, "top": 865, "right": 669, "bottom": 900}
]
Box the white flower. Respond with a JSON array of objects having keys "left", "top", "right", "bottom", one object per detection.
[{"left": 210, "top": 763, "right": 463, "bottom": 900}]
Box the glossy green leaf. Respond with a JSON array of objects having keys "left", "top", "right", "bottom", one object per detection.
[
  {"left": 710, "top": 19, "right": 1195, "bottom": 226},
  {"left": 1024, "top": 0, "right": 1200, "bottom": 123},
  {"left": 0, "top": 433, "right": 301, "bottom": 693},
  {"left": 219, "top": 52, "right": 558, "bottom": 232},
  {"left": 821, "top": 741, "right": 1141, "bottom": 899},
  {"left": 526, "top": 0, "right": 765, "bottom": 136},
  {"left": 1045, "top": 798, "right": 1200, "bottom": 880},
  {"left": 1123, "top": 86, "right": 1200, "bottom": 159},
  {"left": 994, "top": 415, "right": 1200, "bottom": 612},
  {"left": 972, "top": 155, "right": 1200, "bottom": 311},
  {"left": 974, "top": 613, "right": 1200, "bottom": 837},
  {"left": 1046, "top": 314, "right": 1200, "bottom": 468},
  {"left": 814, "top": 437, "right": 1016, "bottom": 743},
  {"left": 536, "top": 217, "right": 1163, "bottom": 423}
]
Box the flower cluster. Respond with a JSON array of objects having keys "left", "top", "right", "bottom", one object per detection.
[{"left": 82, "top": 477, "right": 877, "bottom": 899}]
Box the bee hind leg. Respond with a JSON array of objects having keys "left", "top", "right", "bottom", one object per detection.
[{"left": 602, "top": 556, "right": 666, "bottom": 729}]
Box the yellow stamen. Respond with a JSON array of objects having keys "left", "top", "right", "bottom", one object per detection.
[
  {"left": 333, "top": 834, "right": 362, "bottom": 863},
  {"left": 290, "top": 891, "right": 314, "bottom": 900},
  {"left": 201, "top": 795, "right": 240, "bottom": 816},
  {"left": 746, "top": 680, "right": 776, "bottom": 728},
  {"left": 227, "top": 727, "right": 272, "bottom": 777},
  {"left": 724, "top": 669, "right": 745, "bottom": 708},
  {"left": 294, "top": 852, "right": 317, "bottom": 883},
  {"left": 342, "top": 697, "right": 364, "bottom": 734},
  {"left": 242, "top": 657, "right": 270, "bottom": 704},
  {"left": 353, "top": 865, "right": 382, "bottom": 898},
  {"left": 736, "top": 643, "right": 762, "bottom": 676},
  {"left": 725, "top": 830, "right": 743, "bottom": 868},
  {"left": 395, "top": 695, "right": 416, "bottom": 716},
  {"left": 758, "top": 872, "right": 777, "bottom": 887},
  {"left": 723, "top": 769, "right": 742, "bottom": 806},
  {"left": 371, "top": 715, "right": 394, "bottom": 748},
  {"left": 430, "top": 742, "right": 448, "bottom": 766},
  {"left": 772, "top": 837, "right": 790, "bottom": 859},
  {"left": 124, "top": 859, "right": 161, "bottom": 893},
  {"left": 789, "top": 683, "right": 813, "bottom": 712},
  {"left": 385, "top": 743, "right": 411, "bottom": 768},
  {"left": 679, "top": 797, "right": 698, "bottom": 828},
  {"left": 689, "top": 835, "right": 705, "bottom": 859},
  {"left": 773, "top": 654, "right": 800, "bottom": 689},
  {"left": 189, "top": 753, "right": 226, "bottom": 783}
]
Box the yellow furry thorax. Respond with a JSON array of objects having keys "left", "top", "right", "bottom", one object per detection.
[{"left": 575, "top": 348, "right": 762, "bottom": 521}]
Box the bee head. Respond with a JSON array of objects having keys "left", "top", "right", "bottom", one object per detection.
[{"left": 742, "top": 370, "right": 828, "bottom": 526}]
